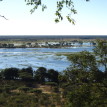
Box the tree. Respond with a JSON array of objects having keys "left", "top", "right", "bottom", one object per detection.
[
  {"left": 1, "top": 68, "right": 19, "bottom": 80},
  {"left": 19, "top": 67, "right": 34, "bottom": 81},
  {"left": 34, "top": 67, "right": 47, "bottom": 83},
  {"left": 66, "top": 83, "right": 91, "bottom": 107},
  {"left": 64, "top": 51, "right": 105, "bottom": 84},
  {"left": 47, "top": 69, "right": 59, "bottom": 83},
  {"left": 93, "top": 39, "right": 107, "bottom": 72},
  {"left": 61, "top": 50, "right": 107, "bottom": 107},
  {"left": 67, "top": 51, "right": 97, "bottom": 72},
  {"left": 0, "top": 0, "right": 89, "bottom": 23}
]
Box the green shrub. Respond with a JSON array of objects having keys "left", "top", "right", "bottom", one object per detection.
[
  {"left": 18, "top": 86, "right": 31, "bottom": 93},
  {"left": 0, "top": 88, "right": 3, "bottom": 93},
  {"left": 29, "top": 89, "right": 42, "bottom": 94},
  {"left": 45, "top": 82, "right": 58, "bottom": 86},
  {"left": 52, "top": 86, "right": 59, "bottom": 93}
]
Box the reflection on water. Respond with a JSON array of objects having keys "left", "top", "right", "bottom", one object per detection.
[{"left": 0, "top": 47, "right": 93, "bottom": 71}]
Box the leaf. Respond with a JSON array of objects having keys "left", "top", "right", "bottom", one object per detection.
[{"left": 55, "top": 18, "right": 60, "bottom": 23}]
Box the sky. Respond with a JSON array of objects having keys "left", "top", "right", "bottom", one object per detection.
[{"left": 0, "top": 0, "right": 107, "bottom": 35}]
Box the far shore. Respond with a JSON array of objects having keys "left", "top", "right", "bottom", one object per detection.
[{"left": 0, "top": 35, "right": 106, "bottom": 48}]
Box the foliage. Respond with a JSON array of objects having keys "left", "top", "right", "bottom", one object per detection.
[
  {"left": 0, "top": 86, "right": 64, "bottom": 107},
  {"left": 29, "top": 89, "right": 42, "bottom": 94},
  {"left": 1, "top": 68, "right": 19, "bottom": 80},
  {"left": 47, "top": 69, "right": 59, "bottom": 83},
  {"left": 18, "top": 86, "right": 31, "bottom": 93},
  {"left": 34, "top": 67, "right": 59, "bottom": 83},
  {"left": 25, "top": 0, "right": 89, "bottom": 23},
  {"left": 25, "top": 0, "right": 77, "bottom": 23},
  {"left": 52, "top": 86, "right": 59, "bottom": 93},
  {"left": 19, "top": 67, "right": 34, "bottom": 81},
  {"left": 93, "top": 39, "right": 107, "bottom": 71},
  {"left": 0, "top": 0, "right": 90, "bottom": 22},
  {"left": 62, "top": 40, "right": 107, "bottom": 106},
  {"left": 34, "top": 67, "right": 47, "bottom": 83},
  {"left": 45, "top": 82, "right": 58, "bottom": 86},
  {"left": 67, "top": 51, "right": 97, "bottom": 72}
]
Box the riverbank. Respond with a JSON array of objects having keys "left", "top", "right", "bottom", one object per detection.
[
  {"left": 1, "top": 35, "right": 107, "bottom": 48},
  {"left": 0, "top": 40, "right": 94, "bottom": 48}
]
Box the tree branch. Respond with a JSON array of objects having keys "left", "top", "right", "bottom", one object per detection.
[{"left": 0, "top": 15, "right": 8, "bottom": 20}]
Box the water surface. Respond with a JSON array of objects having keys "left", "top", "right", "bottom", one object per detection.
[{"left": 0, "top": 47, "right": 93, "bottom": 71}]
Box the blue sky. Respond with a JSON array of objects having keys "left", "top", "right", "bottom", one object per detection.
[{"left": 0, "top": 0, "right": 107, "bottom": 35}]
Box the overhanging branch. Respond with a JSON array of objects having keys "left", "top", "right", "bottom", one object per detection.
[{"left": 0, "top": 15, "right": 8, "bottom": 20}]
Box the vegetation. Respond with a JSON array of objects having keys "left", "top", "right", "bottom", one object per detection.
[
  {"left": 0, "top": 0, "right": 89, "bottom": 23},
  {"left": 25, "top": 0, "right": 89, "bottom": 23},
  {"left": 0, "top": 39, "right": 107, "bottom": 106}
]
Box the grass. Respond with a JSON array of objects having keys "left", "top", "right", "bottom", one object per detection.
[{"left": 55, "top": 52, "right": 76, "bottom": 56}]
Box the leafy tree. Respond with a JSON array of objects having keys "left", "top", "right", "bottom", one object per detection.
[
  {"left": 1, "top": 68, "right": 19, "bottom": 80},
  {"left": 65, "top": 69, "right": 89, "bottom": 84},
  {"left": 66, "top": 82, "right": 107, "bottom": 107},
  {"left": 65, "top": 51, "right": 105, "bottom": 83},
  {"left": 93, "top": 39, "right": 107, "bottom": 72},
  {"left": 67, "top": 51, "right": 97, "bottom": 72},
  {"left": 47, "top": 69, "right": 59, "bottom": 83},
  {"left": 19, "top": 67, "right": 33, "bottom": 81},
  {"left": 34, "top": 67, "right": 47, "bottom": 83},
  {"left": 66, "top": 83, "right": 91, "bottom": 107},
  {"left": 62, "top": 46, "right": 107, "bottom": 107}
]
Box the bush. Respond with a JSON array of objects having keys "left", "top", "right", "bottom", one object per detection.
[
  {"left": 0, "top": 88, "right": 3, "bottom": 93},
  {"left": 18, "top": 86, "right": 31, "bottom": 93},
  {"left": 45, "top": 82, "right": 58, "bottom": 86},
  {"left": 29, "top": 89, "right": 42, "bottom": 94},
  {"left": 52, "top": 86, "right": 59, "bottom": 93}
]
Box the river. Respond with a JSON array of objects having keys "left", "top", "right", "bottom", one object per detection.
[{"left": 0, "top": 47, "right": 93, "bottom": 71}]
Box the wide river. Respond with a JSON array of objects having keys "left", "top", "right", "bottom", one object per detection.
[{"left": 0, "top": 47, "right": 93, "bottom": 71}]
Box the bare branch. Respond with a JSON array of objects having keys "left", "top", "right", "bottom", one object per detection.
[{"left": 0, "top": 15, "right": 8, "bottom": 20}]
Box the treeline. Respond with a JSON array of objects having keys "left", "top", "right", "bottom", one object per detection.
[
  {"left": 0, "top": 67, "right": 59, "bottom": 83},
  {"left": 0, "top": 39, "right": 107, "bottom": 107}
]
